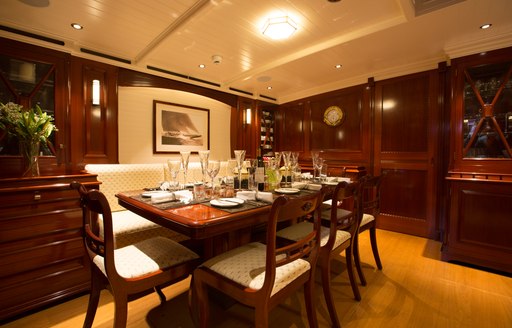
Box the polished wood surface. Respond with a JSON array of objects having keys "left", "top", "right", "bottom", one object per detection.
[
  {"left": 0, "top": 174, "right": 99, "bottom": 321},
  {"left": 443, "top": 177, "right": 512, "bottom": 273},
  {"left": 116, "top": 191, "right": 276, "bottom": 240},
  {"left": 3, "top": 229, "right": 511, "bottom": 328}
]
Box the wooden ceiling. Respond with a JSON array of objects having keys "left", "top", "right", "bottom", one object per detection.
[{"left": 1, "top": 0, "right": 511, "bottom": 103}]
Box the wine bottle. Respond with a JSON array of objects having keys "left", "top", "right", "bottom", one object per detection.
[{"left": 255, "top": 147, "right": 265, "bottom": 191}]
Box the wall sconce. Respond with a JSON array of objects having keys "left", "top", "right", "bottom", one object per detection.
[
  {"left": 261, "top": 16, "right": 297, "bottom": 40},
  {"left": 244, "top": 108, "right": 252, "bottom": 124},
  {"left": 92, "top": 79, "right": 100, "bottom": 105}
]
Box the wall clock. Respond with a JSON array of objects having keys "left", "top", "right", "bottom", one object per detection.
[{"left": 323, "top": 105, "right": 345, "bottom": 126}]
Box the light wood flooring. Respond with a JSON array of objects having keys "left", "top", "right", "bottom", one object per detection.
[{"left": 2, "top": 229, "right": 511, "bottom": 327}]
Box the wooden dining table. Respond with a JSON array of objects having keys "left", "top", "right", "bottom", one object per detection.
[{"left": 116, "top": 188, "right": 322, "bottom": 257}]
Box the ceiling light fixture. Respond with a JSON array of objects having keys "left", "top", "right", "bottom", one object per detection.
[
  {"left": 335, "top": 64, "right": 342, "bottom": 69},
  {"left": 480, "top": 23, "right": 492, "bottom": 29},
  {"left": 262, "top": 16, "right": 297, "bottom": 40},
  {"left": 198, "top": 64, "right": 205, "bottom": 68},
  {"left": 71, "top": 23, "right": 83, "bottom": 30}
]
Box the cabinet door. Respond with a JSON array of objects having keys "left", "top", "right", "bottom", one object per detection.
[{"left": 452, "top": 47, "right": 512, "bottom": 173}]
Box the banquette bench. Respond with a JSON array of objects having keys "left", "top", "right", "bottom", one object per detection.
[{"left": 84, "top": 163, "right": 191, "bottom": 248}]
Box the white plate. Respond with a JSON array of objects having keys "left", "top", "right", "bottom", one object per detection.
[
  {"left": 275, "top": 188, "right": 301, "bottom": 194},
  {"left": 323, "top": 181, "right": 339, "bottom": 186},
  {"left": 210, "top": 198, "right": 245, "bottom": 208}
]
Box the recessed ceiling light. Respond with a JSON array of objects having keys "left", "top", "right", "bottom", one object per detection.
[
  {"left": 335, "top": 64, "right": 342, "bottom": 69},
  {"left": 198, "top": 64, "right": 205, "bottom": 68},
  {"left": 261, "top": 16, "right": 297, "bottom": 40},
  {"left": 480, "top": 23, "right": 492, "bottom": 29},
  {"left": 267, "top": 86, "right": 272, "bottom": 90},
  {"left": 71, "top": 23, "right": 83, "bottom": 30}
]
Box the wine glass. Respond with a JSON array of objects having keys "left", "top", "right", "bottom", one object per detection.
[
  {"left": 180, "top": 151, "right": 190, "bottom": 185},
  {"left": 311, "top": 151, "right": 321, "bottom": 181},
  {"left": 245, "top": 159, "right": 257, "bottom": 190},
  {"left": 234, "top": 150, "right": 246, "bottom": 190},
  {"left": 207, "top": 160, "right": 220, "bottom": 187},
  {"left": 198, "top": 150, "right": 210, "bottom": 183},
  {"left": 290, "top": 152, "right": 300, "bottom": 182},
  {"left": 313, "top": 157, "right": 325, "bottom": 182},
  {"left": 282, "top": 151, "right": 291, "bottom": 187},
  {"left": 167, "top": 160, "right": 181, "bottom": 190}
]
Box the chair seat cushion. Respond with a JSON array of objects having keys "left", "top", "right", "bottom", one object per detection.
[
  {"left": 111, "top": 210, "right": 161, "bottom": 234},
  {"left": 277, "top": 221, "right": 350, "bottom": 249},
  {"left": 201, "top": 242, "right": 310, "bottom": 296},
  {"left": 93, "top": 236, "right": 199, "bottom": 279},
  {"left": 361, "top": 213, "right": 375, "bottom": 227}
]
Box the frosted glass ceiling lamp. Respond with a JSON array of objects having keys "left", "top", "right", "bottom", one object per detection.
[{"left": 262, "top": 16, "right": 297, "bottom": 40}]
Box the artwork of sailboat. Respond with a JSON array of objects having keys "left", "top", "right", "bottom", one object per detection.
[{"left": 161, "top": 110, "right": 203, "bottom": 146}]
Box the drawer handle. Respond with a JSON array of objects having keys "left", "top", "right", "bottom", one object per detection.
[{"left": 34, "top": 193, "right": 41, "bottom": 201}]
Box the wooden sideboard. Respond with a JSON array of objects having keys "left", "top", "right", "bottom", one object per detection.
[
  {"left": 0, "top": 174, "right": 99, "bottom": 321},
  {"left": 443, "top": 173, "right": 512, "bottom": 273}
]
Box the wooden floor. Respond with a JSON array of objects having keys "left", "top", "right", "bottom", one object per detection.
[{"left": 2, "top": 229, "right": 512, "bottom": 328}]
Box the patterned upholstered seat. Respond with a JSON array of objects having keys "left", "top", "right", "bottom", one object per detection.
[
  {"left": 71, "top": 182, "right": 200, "bottom": 328},
  {"left": 191, "top": 192, "right": 324, "bottom": 328},
  {"left": 276, "top": 181, "right": 364, "bottom": 328}
]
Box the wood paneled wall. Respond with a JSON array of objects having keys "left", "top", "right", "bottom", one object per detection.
[{"left": 278, "top": 72, "right": 443, "bottom": 239}]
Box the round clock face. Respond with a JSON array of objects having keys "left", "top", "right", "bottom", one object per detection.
[{"left": 323, "top": 106, "right": 344, "bottom": 126}]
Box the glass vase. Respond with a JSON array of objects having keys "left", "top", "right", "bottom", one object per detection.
[{"left": 20, "top": 140, "right": 41, "bottom": 177}]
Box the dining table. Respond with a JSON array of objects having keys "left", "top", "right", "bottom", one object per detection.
[{"left": 116, "top": 187, "right": 323, "bottom": 258}]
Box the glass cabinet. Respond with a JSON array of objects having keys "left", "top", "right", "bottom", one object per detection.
[{"left": 462, "top": 60, "right": 512, "bottom": 159}]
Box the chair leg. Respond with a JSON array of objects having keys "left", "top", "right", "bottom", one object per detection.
[
  {"left": 193, "top": 271, "right": 210, "bottom": 328},
  {"left": 304, "top": 271, "right": 319, "bottom": 328},
  {"left": 320, "top": 254, "right": 341, "bottom": 328},
  {"left": 82, "top": 269, "right": 103, "bottom": 328},
  {"left": 154, "top": 286, "right": 166, "bottom": 304},
  {"left": 353, "top": 234, "right": 367, "bottom": 286},
  {"left": 370, "top": 227, "right": 383, "bottom": 270},
  {"left": 346, "top": 247, "right": 361, "bottom": 301},
  {"left": 255, "top": 305, "right": 270, "bottom": 328},
  {"left": 111, "top": 289, "right": 129, "bottom": 328}
]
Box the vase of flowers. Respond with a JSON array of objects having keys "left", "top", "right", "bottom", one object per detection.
[{"left": 0, "top": 102, "right": 57, "bottom": 177}]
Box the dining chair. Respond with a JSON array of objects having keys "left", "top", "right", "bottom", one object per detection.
[
  {"left": 70, "top": 182, "right": 201, "bottom": 328},
  {"left": 191, "top": 191, "right": 324, "bottom": 328},
  {"left": 353, "top": 174, "right": 384, "bottom": 286},
  {"left": 276, "top": 181, "right": 364, "bottom": 328}
]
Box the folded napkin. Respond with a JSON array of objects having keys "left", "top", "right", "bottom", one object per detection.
[
  {"left": 174, "top": 190, "right": 193, "bottom": 203},
  {"left": 337, "top": 177, "right": 351, "bottom": 183},
  {"left": 256, "top": 191, "right": 274, "bottom": 203},
  {"left": 291, "top": 182, "right": 307, "bottom": 189},
  {"left": 236, "top": 190, "right": 256, "bottom": 201},
  {"left": 151, "top": 192, "right": 176, "bottom": 204},
  {"left": 307, "top": 184, "right": 322, "bottom": 191}
]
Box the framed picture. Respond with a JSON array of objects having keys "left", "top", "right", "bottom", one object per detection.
[{"left": 153, "top": 100, "right": 210, "bottom": 153}]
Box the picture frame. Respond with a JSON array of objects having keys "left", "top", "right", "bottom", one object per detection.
[{"left": 153, "top": 100, "right": 210, "bottom": 153}]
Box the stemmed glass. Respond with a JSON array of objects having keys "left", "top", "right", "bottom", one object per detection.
[
  {"left": 313, "top": 158, "right": 325, "bottom": 182},
  {"left": 290, "top": 152, "right": 300, "bottom": 182},
  {"left": 282, "top": 151, "right": 291, "bottom": 187},
  {"left": 207, "top": 160, "right": 220, "bottom": 187},
  {"left": 234, "top": 150, "right": 246, "bottom": 190},
  {"left": 245, "top": 159, "right": 257, "bottom": 190},
  {"left": 180, "top": 151, "right": 190, "bottom": 185},
  {"left": 311, "top": 151, "right": 321, "bottom": 181},
  {"left": 167, "top": 160, "right": 181, "bottom": 190},
  {"left": 198, "top": 150, "right": 210, "bottom": 183}
]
